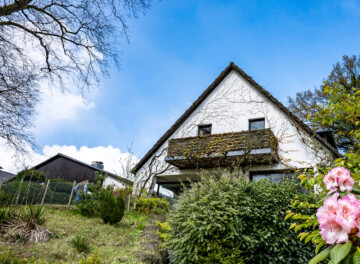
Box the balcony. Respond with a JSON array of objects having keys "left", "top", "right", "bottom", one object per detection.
[{"left": 165, "top": 129, "right": 278, "bottom": 169}]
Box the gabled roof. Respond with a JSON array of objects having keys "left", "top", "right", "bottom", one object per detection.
[
  {"left": 33, "top": 153, "right": 133, "bottom": 185},
  {"left": 0, "top": 169, "right": 16, "bottom": 184},
  {"left": 132, "top": 62, "right": 342, "bottom": 172}
]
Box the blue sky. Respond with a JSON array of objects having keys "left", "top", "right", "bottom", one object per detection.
[{"left": 5, "top": 0, "right": 360, "bottom": 172}]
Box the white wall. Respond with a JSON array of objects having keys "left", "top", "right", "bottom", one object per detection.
[
  {"left": 134, "top": 70, "right": 335, "bottom": 192},
  {"left": 102, "top": 176, "right": 127, "bottom": 189}
]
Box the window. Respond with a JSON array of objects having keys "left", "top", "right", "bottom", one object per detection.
[
  {"left": 198, "top": 124, "right": 212, "bottom": 136},
  {"left": 249, "top": 118, "right": 265, "bottom": 131},
  {"left": 250, "top": 171, "right": 295, "bottom": 183}
]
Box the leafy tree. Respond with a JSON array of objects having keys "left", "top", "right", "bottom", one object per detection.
[
  {"left": 312, "top": 82, "right": 360, "bottom": 154},
  {"left": 288, "top": 55, "right": 360, "bottom": 153},
  {"left": 0, "top": 0, "right": 152, "bottom": 153}
]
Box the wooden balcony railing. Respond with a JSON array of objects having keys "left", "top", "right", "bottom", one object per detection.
[{"left": 165, "top": 129, "right": 278, "bottom": 169}]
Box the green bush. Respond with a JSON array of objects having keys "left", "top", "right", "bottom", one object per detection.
[
  {"left": 20, "top": 206, "right": 46, "bottom": 228},
  {"left": 77, "top": 193, "right": 102, "bottom": 217},
  {"left": 99, "top": 191, "right": 125, "bottom": 225},
  {"left": 167, "top": 175, "right": 317, "bottom": 264},
  {"left": 0, "top": 207, "right": 16, "bottom": 225},
  {"left": 16, "top": 169, "right": 46, "bottom": 182},
  {"left": 77, "top": 172, "right": 106, "bottom": 217},
  {"left": 71, "top": 234, "right": 92, "bottom": 255},
  {"left": 0, "top": 250, "right": 41, "bottom": 264},
  {"left": 136, "top": 197, "right": 170, "bottom": 215}
]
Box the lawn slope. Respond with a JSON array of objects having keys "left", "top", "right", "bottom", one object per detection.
[{"left": 0, "top": 205, "right": 164, "bottom": 264}]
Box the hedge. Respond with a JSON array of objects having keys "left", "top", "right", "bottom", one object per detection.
[{"left": 1, "top": 180, "right": 74, "bottom": 205}]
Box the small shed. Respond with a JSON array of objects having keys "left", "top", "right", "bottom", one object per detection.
[
  {"left": 0, "top": 167, "right": 16, "bottom": 185},
  {"left": 33, "top": 153, "right": 132, "bottom": 188}
]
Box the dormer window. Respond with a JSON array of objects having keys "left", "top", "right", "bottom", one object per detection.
[
  {"left": 249, "top": 118, "right": 265, "bottom": 131},
  {"left": 198, "top": 124, "right": 212, "bottom": 136}
]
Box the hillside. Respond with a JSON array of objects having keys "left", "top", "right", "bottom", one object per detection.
[{"left": 0, "top": 205, "right": 165, "bottom": 264}]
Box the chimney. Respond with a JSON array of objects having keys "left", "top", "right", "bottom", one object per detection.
[{"left": 91, "top": 161, "right": 104, "bottom": 170}]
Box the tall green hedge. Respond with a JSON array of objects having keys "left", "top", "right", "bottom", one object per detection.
[
  {"left": 167, "top": 175, "right": 317, "bottom": 264},
  {"left": 15, "top": 169, "right": 46, "bottom": 182},
  {"left": 2, "top": 180, "right": 74, "bottom": 205}
]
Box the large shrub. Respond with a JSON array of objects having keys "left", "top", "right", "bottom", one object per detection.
[
  {"left": 136, "top": 197, "right": 170, "bottom": 215},
  {"left": 99, "top": 191, "right": 125, "bottom": 225},
  {"left": 167, "top": 175, "right": 317, "bottom": 264}
]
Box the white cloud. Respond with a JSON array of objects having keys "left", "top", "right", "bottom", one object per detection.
[
  {"left": 34, "top": 89, "right": 95, "bottom": 132},
  {"left": 0, "top": 141, "right": 139, "bottom": 179}
]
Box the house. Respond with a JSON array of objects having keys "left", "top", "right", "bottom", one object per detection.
[
  {"left": 0, "top": 167, "right": 16, "bottom": 185},
  {"left": 33, "top": 153, "right": 133, "bottom": 188},
  {"left": 132, "top": 62, "right": 341, "bottom": 196}
]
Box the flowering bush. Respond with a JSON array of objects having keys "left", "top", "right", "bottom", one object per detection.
[{"left": 287, "top": 166, "right": 360, "bottom": 264}]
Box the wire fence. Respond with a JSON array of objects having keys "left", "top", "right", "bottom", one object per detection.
[
  {"left": 0, "top": 179, "right": 133, "bottom": 210},
  {"left": 0, "top": 179, "right": 76, "bottom": 207}
]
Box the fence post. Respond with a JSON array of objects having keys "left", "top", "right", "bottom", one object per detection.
[
  {"left": 15, "top": 178, "right": 24, "bottom": 205},
  {"left": 127, "top": 193, "right": 131, "bottom": 211},
  {"left": 41, "top": 180, "right": 50, "bottom": 206},
  {"left": 67, "top": 181, "right": 76, "bottom": 210}
]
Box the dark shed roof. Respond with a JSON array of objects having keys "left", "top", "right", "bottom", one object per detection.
[
  {"left": 132, "top": 62, "right": 342, "bottom": 172},
  {"left": 33, "top": 153, "right": 133, "bottom": 185},
  {"left": 0, "top": 170, "right": 16, "bottom": 184}
]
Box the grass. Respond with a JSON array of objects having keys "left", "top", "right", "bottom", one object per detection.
[{"left": 0, "top": 205, "right": 156, "bottom": 264}]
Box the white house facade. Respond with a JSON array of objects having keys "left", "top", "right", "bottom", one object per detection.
[{"left": 132, "top": 62, "right": 341, "bottom": 196}]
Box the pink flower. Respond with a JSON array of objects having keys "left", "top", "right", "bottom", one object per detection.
[
  {"left": 319, "top": 217, "right": 349, "bottom": 244},
  {"left": 323, "top": 167, "right": 353, "bottom": 193},
  {"left": 336, "top": 194, "right": 359, "bottom": 232},
  {"left": 324, "top": 170, "right": 339, "bottom": 192},
  {"left": 316, "top": 193, "right": 360, "bottom": 244},
  {"left": 317, "top": 193, "right": 339, "bottom": 221},
  {"left": 338, "top": 174, "right": 354, "bottom": 192}
]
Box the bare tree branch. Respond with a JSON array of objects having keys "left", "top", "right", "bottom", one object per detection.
[{"left": 0, "top": 0, "right": 152, "bottom": 153}]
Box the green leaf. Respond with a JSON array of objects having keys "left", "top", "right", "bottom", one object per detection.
[
  {"left": 295, "top": 224, "right": 305, "bottom": 233},
  {"left": 299, "top": 232, "right": 309, "bottom": 241},
  {"left": 309, "top": 246, "right": 333, "bottom": 264},
  {"left": 352, "top": 187, "right": 360, "bottom": 195},
  {"left": 340, "top": 253, "right": 350, "bottom": 264},
  {"left": 330, "top": 242, "right": 352, "bottom": 264},
  {"left": 316, "top": 242, "right": 326, "bottom": 254},
  {"left": 289, "top": 223, "right": 297, "bottom": 230},
  {"left": 305, "top": 233, "right": 316, "bottom": 244},
  {"left": 353, "top": 249, "right": 360, "bottom": 264},
  {"left": 284, "top": 213, "right": 295, "bottom": 221}
]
